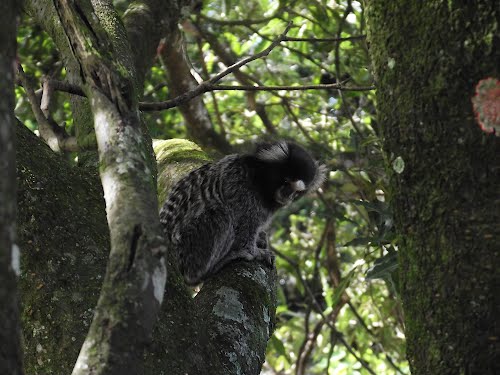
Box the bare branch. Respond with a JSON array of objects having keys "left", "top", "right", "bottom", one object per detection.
[
  {"left": 157, "top": 28, "right": 233, "bottom": 154},
  {"left": 139, "top": 83, "right": 374, "bottom": 111},
  {"left": 26, "top": 77, "right": 373, "bottom": 114},
  {"left": 198, "top": 13, "right": 277, "bottom": 26},
  {"left": 208, "top": 83, "right": 375, "bottom": 92},
  {"left": 35, "top": 79, "right": 85, "bottom": 98},
  {"left": 283, "top": 35, "right": 366, "bottom": 43},
  {"left": 192, "top": 20, "right": 277, "bottom": 135},
  {"left": 209, "top": 22, "right": 293, "bottom": 84},
  {"left": 17, "top": 65, "right": 77, "bottom": 152},
  {"left": 296, "top": 316, "right": 328, "bottom": 375}
]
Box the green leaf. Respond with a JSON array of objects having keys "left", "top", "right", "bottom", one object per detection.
[
  {"left": 343, "top": 236, "right": 374, "bottom": 247},
  {"left": 330, "top": 267, "right": 356, "bottom": 308},
  {"left": 269, "top": 335, "right": 291, "bottom": 364},
  {"left": 365, "top": 251, "right": 398, "bottom": 280}
]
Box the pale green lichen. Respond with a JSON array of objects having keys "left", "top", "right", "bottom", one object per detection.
[
  {"left": 238, "top": 265, "right": 272, "bottom": 294},
  {"left": 213, "top": 287, "right": 247, "bottom": 323},
  {"left": 226, "top": 352, "right": 242, "bottom": 375},
  {"left": 152, "top": 257, "right": 167, "bottom": 304},
  {"left": 11, "top": 244, "right": 20, "bottom": 276},
  {"left": 154, "top": 138, "right": 211, "bottom": 206},
  {"left": 263, "top": 307, "right": 270, "bottom": 337}
]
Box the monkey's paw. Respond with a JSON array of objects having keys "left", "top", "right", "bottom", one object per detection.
[
  {"left": 256, "top": 231, "right": 268, "bottom": 249},
  {"left": 256, "top": 248, "right": 275, "bottom": 269}
]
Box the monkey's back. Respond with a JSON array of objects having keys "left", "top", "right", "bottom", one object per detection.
[{"left": 160, "top": 155, "right": 254, "bottom": 244}]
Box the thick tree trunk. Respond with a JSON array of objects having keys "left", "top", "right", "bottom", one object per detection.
[
  {"left": 364, "top": 1, "right": 500, "bottom": 374},
  {"left": 0, "top": 2, "right": 23, "bottom": 374}
]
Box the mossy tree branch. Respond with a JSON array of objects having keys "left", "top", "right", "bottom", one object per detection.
[{"left": 52, "top": 1, "right": 167, "bottom": 374}]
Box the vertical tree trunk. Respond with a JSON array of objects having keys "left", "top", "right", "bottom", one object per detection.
[
  {"left": 0, "top": 1, "right": 23, "bottom": 374},
  {"left": 52, "top": 1, "right": 168, "bottom": 373},
  {"left": 364, "top": 1, "right": 500, "bottom": 374}
]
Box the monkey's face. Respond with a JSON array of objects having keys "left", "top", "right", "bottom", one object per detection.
[
  {"left": 253, "top": 141, "right": 326, "bottom": 209},
  {"left": 274, "top": 178, "right": 307, "bottom": 205}
]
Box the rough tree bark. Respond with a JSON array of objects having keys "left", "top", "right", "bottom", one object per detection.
[
  {"left": 49, "top": 1, "right": 168, "bottom": 374},
  {"left": 364, "top": 1, "right": 499, "bottom": 374},
  {"left": 0, "top": 2, "right": 23, "bottom": 374}
]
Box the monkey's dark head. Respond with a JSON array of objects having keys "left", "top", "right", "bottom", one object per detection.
[{"left": 253, "top": 141, "right": 326, "bottom": 209}]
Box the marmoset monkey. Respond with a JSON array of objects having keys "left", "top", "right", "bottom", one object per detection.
[{"left": 160, "top": 141, "right": 326, "bottom": 285}]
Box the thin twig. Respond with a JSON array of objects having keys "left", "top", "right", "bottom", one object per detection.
[
  {"left": 296, "top": 315, "right": 328, "bottom": 375},
  {"left": 199, "top": 12, "right": 279, "bottom": 26},
  {"left": 296, "top": 308, "right": 313, "bottom": 375},
  {"left": 211, "top": 22, "right": 293, "bottom": 84},
  {"left": 210, "top": 83, "right": 375, "bottom": 92},
  {"left": 282, "top": 99, "right": 333, "bottom": 155},
  {"left": 195, "top": 21, "right": 277, "bottom": 134},
  {"left": 283, "top": 35, "right": 366, "bottom": 43},
  {"left": 333, "top": 0, "right": 365, "bottom": 137},
  {"left": 333, "top": 330, "right": 377, "bottom": 374},
  {"left": 246, "top": 24, "right": 333, "bottom": 73}
]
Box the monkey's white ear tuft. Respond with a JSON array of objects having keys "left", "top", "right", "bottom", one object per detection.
[
  {"left": 256, "top": 141, "right": 289, "bottom": 162},
  {"left": 292, "top": 180, "right": 306, "bottom": 192},
  {"left": 308, "top": 163, "right": 328, "bottom": 192}
]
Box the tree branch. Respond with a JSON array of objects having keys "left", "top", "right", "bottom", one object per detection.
[
  {"left": 157, "top": 28, "right": 233, "bottom": 154},
  {"left": 21, "top": 76, "right": 374, "bottom": 113},
  {"left": 192, "top": 20, "right": 278, "bottom": 135},
  {"left": 199, "top": 13, "right": 278, "bottom": 26},
  {"left": 53, "top": 1, "right": 167, "bottom": 374},
  {"left": 140, "top": 82, "right": 374, "bottom": 111},
  {"left": 17, "top": 65, "right": 77, "bottom": 152},
  {"left": 283, "top": 35, "right": 366, "bottom": 42},
  {"left": 123, "top": 0, "right": 193, "bottom": 90}
]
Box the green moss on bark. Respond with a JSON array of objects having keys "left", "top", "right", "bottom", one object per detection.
[
  {"left": 154, "top": 139, "right": 211, "bottom": 206},
  {"left": 16, "top": 122, "right": 109, "bottom": 374},
  {"left": 364, "top": 1, "right": 500, "bottom": 374}
]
